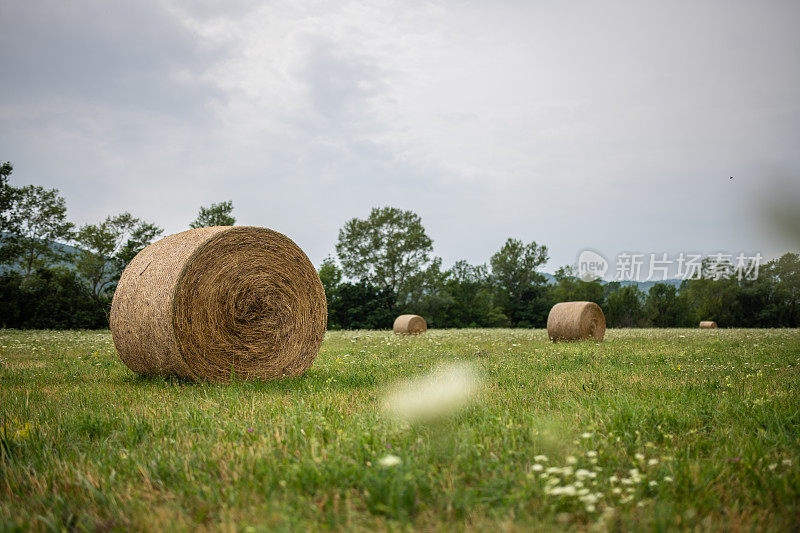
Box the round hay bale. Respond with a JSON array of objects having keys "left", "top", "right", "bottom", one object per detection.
[
  {"left": 110, "top": 226, "right": 327, "bottom": 382},
  {"left": 699, "top": 321, "right": 718, "bottom": 329},
  {"left": 547, "top": 301, "right": 606, "bottom": 342},
  {"left": 393, "top": 314, "right": 427, "bottom": 335}
]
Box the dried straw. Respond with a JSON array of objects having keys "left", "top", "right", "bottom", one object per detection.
[
  {"left": 547, "top": 301, "right": 606, "bottom": 342},
  {"left": 699, "top": 321, "right": 718, "bottom": 329},
  {"left": 110, "top": 226, "right": 327, "bottom": 382},
  {"left": 393, "top": 314, "right": 427, "bottom": 335}
]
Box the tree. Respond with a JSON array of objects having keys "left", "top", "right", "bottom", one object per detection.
[
  {"left": 318, "top": 256, "right": 343, "bottom": 325},
  {"left": 490, "top": 239, "right": 549, "bottom": 301},
  {"left": 328, "top": 282, "right": 396, "bottom": 329},
  {"left": 398, "top": 257, "right": 454, "bottom": 326},
  {"left": 0, "top": 268, "right": 108, "bottom": 329},
  {"left": 604, "top": 283, "right": 645, "bottom": 327},
  {"left": 678, "top": 257, "right": 741, "bottom": 327},
  {"left": 645, "top": 283, "right": 686, "bottom": 327},
  {"left": 443, "top": 260, "right": 508, "bottom": 327},
  {"left": 0, "top": 161, "right": 16, "bottom": 264},
  {"left": 335, "top": 207, "right": 433, "bottom": 297},
  {"left": 6, "top": 185, "right": 74, "bottom": 279},
  {"left": 190, "top": 200, "right": 235, "bottom": 228},
  {"left": 0, "top": 161, "right": 13, "bottom": 223},
  {"left": 74, "top": 213, "right": 163, "bottom": 298},
  {"left": 762, "top": 252, "right": 800, "bottom": 326},
  {"left": 551, "top": 266, "right": 605, "bottom": 305},
  {"left": 489, "top": 239, "right": 550, "bottom": 327}
]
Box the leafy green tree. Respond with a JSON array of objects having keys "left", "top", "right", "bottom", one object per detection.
[
  {"left": 398, "top": 257, "right": 454, "bottom": 326},
  {"left": 0, "top": 161, "right": 13, "bottom": 223},
  {"left": 335, "top": 207, "right": 433, "bottom": 298},
  {"left": 551, "top": 266, "right": 605, "bottom": 305},
  {"left": 0, "top": 161, "right": 16, "bottom": 263},
  {"left": 763, "top": 252, "right": 800, "bottom": 326},
  {"left": 645, "top": 283, "right": 686, "bottom": 327},
  {"left": 190, "top": 200, "right": 236, "bottom": 228},
  {"left": 74, "top": 213, "right": 163, "bottom": 298},
  {"left": 328, "top": 282, "right": 396, "bottom": 329},
  {"left": 678, "top": 257, "right": 741, "bottom": 327},
  {"left": 318, "top": 256, "right": 343, "bottom": 326},
  {"left": 443, "top": 260, "right": 508, "bottom": 327},
  {"left": 0, "top": 268, "right": 107, "bottom": 329},
  {"left": 6, "top": 185, "right": 74, "bottom": 279},
  {"left": 490, "top": 238, "right": 549, "bottom": 326},
  {"left": 735, "top": 275, "right": 779, "bottom": 327},
  {"left": 318, "top": 256, "right": 343, "bottom": 296},
  {"left": 604, "top": 283, "right": 645, "bottom": 327},
  {"left": 490, "top": 239, "right": 549, "bottom": 297}
]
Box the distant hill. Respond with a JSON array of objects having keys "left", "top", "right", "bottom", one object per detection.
[
  {"left": 0, "top": 235, "right": 85, "bottom": 274},
  {"left": 540, "top": 271, "right": 683, "bottom": 291}
]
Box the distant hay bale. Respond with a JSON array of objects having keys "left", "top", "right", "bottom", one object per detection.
[
  {"left": 393, "top": 314, "right": 427, "bottom": 335},
  {"left": 547, "top": 301, "right": 606, "bottom": 342},
  {"left": 699, "top": 321, "right": 718, "bottom": 329},
  {"left": 110, "top": 226, "right": 327, "bottom": 382}
]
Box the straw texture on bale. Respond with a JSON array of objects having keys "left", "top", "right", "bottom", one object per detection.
[
  {"left": 110, "top": 226, "right": 327, "bottom": 382},
  {"left": 699, "top": 321, "right": 718, "bottom": 329},
  {"left": 547, "top": 301, "right": 606, "bottom": 342},
  {"left": 393, "top": 314, "right": 427, "bottom": 335}
]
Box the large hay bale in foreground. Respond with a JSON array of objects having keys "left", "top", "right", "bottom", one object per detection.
[
  {"left": 394, "top": 314, "right": 427, "bottom": 335},
  {"left": 699, "top": 321, "right": 718, "bottom": 329},
  {"left": 547, "top": 301, "right": 606, "bottom": 342},
  {"left": 110, "top": 226, "right": 327, "bottom": 382}
]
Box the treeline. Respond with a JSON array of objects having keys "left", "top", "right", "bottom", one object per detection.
[
  {"left": 323, "top": 207, "right": 800, "bottom": 329},
  {"left": 1, "top": 162, "right": 798, "bottom": 330},
  {"left": 0, "top": 161, "right": 235, "bottom": 328}
]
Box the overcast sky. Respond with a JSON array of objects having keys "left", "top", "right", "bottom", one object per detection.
[{"left": 1, "top": 0, "right": 798, "bottom": 276}]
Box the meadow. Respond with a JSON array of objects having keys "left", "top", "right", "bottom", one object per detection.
[{"left": 1, "top": 328, "right": 799, "bottom": 531}]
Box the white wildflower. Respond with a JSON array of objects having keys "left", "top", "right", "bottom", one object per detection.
[
  {"left": 382, "top": 362, "right": 482, "bottom": 423},
  {"left": 378, "top": 454, "right": 402, "bottom": 468}
]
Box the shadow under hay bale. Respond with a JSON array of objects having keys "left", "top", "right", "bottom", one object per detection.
[
  {"left": 110, "top": 226, "right": 327, "bottom": 382},
  {"left": 699, "top": 321, "right": 718, "bottom": 329},
  {"left": 547, "top": 301, "right": 606, "bottom": 342},
  {"left": 393, "top": 314, "right": 427, "bottom": 335}
]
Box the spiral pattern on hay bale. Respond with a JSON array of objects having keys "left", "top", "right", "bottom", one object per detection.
[
  {"left": 393, "top": 314, "right": 427, "bottom": 335},
  {"left": 699, "top": 321, "right": 718, "bottom": 329},
  {"left": 110, "top": 226, "right": 327, "bottom": 382},
  {"left": 547, "top": 301, "right": 606, "bottom": 342}
]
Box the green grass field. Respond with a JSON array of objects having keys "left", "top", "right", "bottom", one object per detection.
[{"left": 1, "top": 328, "right": 799, "bottom": 531}]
